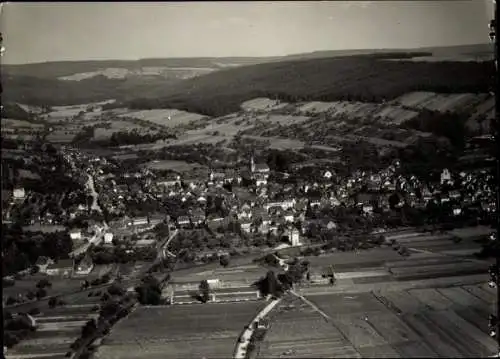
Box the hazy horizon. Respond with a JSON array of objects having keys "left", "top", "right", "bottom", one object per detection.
[{"left": 1, "top": 1, "right": 494, "bottom": 65}]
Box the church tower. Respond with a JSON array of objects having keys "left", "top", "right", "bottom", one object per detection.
[{"left": 250, "top": 155, "right": 255, "bottom": 173}]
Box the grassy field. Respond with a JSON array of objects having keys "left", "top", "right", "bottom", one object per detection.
[
  {"left": 116, "top": 109, "right": 206, "bottom": 128},
  {"left": 140, "top": 159, "right": 204, "bottom": 172},
  {"left": 299, "top": 284, "right": 498, "bottom": 358},
  {"left": 1, "top": 118, "right": 45, "bottom": 128},
  {"left": 96, "top": 301, "right": 265, "bottom": 359},
  {"left": 259, "top": 296, "right": 361, "bottom": 358},
  {"left": 241, "top": 98, "right": 289, "bottom": 111},
  {"left": 3, "top": 274, "right": 84, "bottom": 300}
]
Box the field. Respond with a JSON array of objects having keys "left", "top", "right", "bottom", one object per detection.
[
  {"left": 95, "top": 302, "right": 265, "bottom": 359},
  {"left": 241, "top": 98, "right": 289, "bottom": 111},
  {"left": 92, "top": 120, "right": 153, "bottom": 141},
  {"left": 256, "top": 113, "right": 310, "bottom": 126},
  {"left": 259, "top": 296, "right": 361, "bottom": 358},
  {"left": 116, "top": 109, "right": 206, "bottom": 128},
  {"left": 1, "top": 118, "right": 45, "bottom": 128},
  {"left": 5, "top": 304, "right": 98, "bottom": 359},
  {"left": 140, "top": 159, "right": 204, "bottom": 172},
  {"left": 392, "top": 91, "right": 487, "bottom": 113},
  {"left": 45, "top": 130, "right": 77, "bottom": 143},
  {"left": 3, "top": 274, "right": 85, "bottom": 300},
  {"left": 301, "top": 285, "right": 498, "bottom": 358}
]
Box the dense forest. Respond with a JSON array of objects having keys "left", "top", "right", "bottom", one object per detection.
[
  {"left": 120, "top": 54, "right": 494, "bottom": 117},
  {"left": 3, "top": 52, "right": 493, "bottom": 114}
]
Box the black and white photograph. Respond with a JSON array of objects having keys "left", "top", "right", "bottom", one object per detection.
[{"left": 1, "top": 1, "right": 499, "bottom": 358}]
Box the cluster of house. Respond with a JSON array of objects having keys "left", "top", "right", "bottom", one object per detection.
[
  {"left": 35, "top": 255, "right": 94, "bottom": 277},
  {"left": 53, "top": 146, "right": 496, "bottom": 256}
]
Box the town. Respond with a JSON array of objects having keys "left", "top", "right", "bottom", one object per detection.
[{"left": 2, "top": 2, "right": 499, "bottom": 359}]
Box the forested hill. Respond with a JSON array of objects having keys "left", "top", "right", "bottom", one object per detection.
[
  {"left": 2, "top": 46, "right": 493, "bottom": 112},
  {"left": 120, "top": 52, "right": 494, "bottom": 117}
]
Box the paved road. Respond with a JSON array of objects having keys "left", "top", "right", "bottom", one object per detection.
[{"left": 86, "top": 174, "right": 102, "bottom": 213}]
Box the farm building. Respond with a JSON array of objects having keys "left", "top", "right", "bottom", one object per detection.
[
  {"left": 46, "top": 259, "right": 74, "bottom": 277},
  {"left": 13, "top": 187, "right": 26, "bottom": 200},
  {"left": 104, "top": 232, "right": 114, "bottom": 244},
  {"left": 69, "top": 229, "right": 82, "bottom": 240}
]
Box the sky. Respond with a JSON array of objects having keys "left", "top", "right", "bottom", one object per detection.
[{"left": 1, "top": 1, "right": 494, "bottom": 64}]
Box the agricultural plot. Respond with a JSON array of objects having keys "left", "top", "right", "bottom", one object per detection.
[
  {"left": 171, "top": 264, "right": 269, "bottom": 287},
  {"left": 3, "top": 274, "right": 84, "bottom": 299},
  {"left": 373, "top": 106, "right": 419, "bottom": 125},
  {"left": 117, "top": 109, "right": 206, "bottom": 128},
  {"left": 92, "top": 120, "right": 151, "bottom": 140},
  {"left": 141, "top": 159, "right": 203, "bottom": 172},
  {"left": 1, "top": 118, "right": 44, "bottom": 128},
  {"left": 96, "top": 302, "right": 265, "bottom": 359},
  {"left": 256, "top": 114, "right": 310, "bottom": 125},
  {"left": 259, "top": 297, "right": 360, "bottom": 358},
  {"left": 241, "top": 98, "right": 289, "bottom": 111},
  {"left": 46, "top": 130, "right": 76, "bottom": 143},
  {"left": 303, "top": 247, "right": 403, "bottom": 272},
  {"left": 309, "top": 288, "right": 498, "bottom": 358},
  {"left": 393, "top": 91, "right": 487, "bottom": 113}
]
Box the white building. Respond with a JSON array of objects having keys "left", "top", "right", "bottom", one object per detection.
[
  {"left": 69, "top": 230, "right": 82, "bottom": 240},
  {"left": 104, "top": 232, "right": 114, "bottom": 244},
  {"left": 13, "top": 187, "right": 26, "bottom": 200},
  {"left": 441, "top": 168, "right": 451, "bottom": 184},
  {"left": 324, "top": 171, "right": 333, "bottom": 179},
  {"left": 287, "top": 227, "right": 301, "bottom": 246}
]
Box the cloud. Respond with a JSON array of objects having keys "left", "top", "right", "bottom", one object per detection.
[
  {"left": 338, "top": 1, "right": 373, "bottom": 9},
  {"left": 227, "top": 16, "right": 248, "bottom": 25}
]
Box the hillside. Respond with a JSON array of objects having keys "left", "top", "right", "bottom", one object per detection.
[
  {"left": 121, "top": 52, "right": 494, "bottom": 117},
  {"left": 2, "top": 45, "right": 493, "bottom": 111}
]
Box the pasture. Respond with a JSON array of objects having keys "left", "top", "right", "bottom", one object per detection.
[
  {"left": 45, "top": 130, "right": 76, "bottom": 143},
  {"left": 95, "top": 302, "right": 265, "bottom": 359},
  {"left": 141, "top": 159, "right": 203, "bottom": 172},
  {"left": 393, "top": 91, "right": 486, "bottom": 113},
  {"left": 1, "top": 118, "right": 44, "bottom": 128},
  {"left": 306, "top": 286, "right": 498, "bottom": 358},
  {"left": 3, "top": 274, "right": 84, "bottom": 299},
  {"left": 259, "top": 296, "right": 360, "bottom": 358},
  {"left": 301, "top": 247, "right": 403, "bottom": 272},
  {"left": 117, "top": 109, "right": 206, "bottom": 128},
  {"left": 256, "top": 114, "right": 310, "bottom": 126},
  {"left": 241, "top": 98, "right": 289, "bottom": 111},
  {"left": 93, "top": 120, "right": 151, "bottom": 140}
]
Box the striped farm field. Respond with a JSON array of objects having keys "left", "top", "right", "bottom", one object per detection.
[
  {"left": 258, "top": 297, "right": 361, "bottom": 358},
  {"left": 302, "top": 285, "right": 498, "bottom": 358},
  {"left": 95, "top": 301, "right": 265, "bottom": 359}
]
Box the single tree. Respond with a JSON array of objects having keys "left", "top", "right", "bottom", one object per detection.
[{"left": 199, "top": 280, "right": 210, "bottom": 303}]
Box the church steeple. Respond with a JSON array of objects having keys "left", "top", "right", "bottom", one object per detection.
[{"left": 250, "top": 155, "right": 255, "bottom": 173}]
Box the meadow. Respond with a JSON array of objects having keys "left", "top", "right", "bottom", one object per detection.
[
  {"left": 96, "top": 302, "right": 265, "bottom": 359},
  {"left": 141, "top": 159, "right": 203, "bottom": 172}
]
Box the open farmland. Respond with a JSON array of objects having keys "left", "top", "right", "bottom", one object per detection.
[
  {"left": 303, "top": 286, "right": 498, "bottom": 358},
  {"left": 95, "top": 302, "right": 265, "bottom": 359},
  {"left": 256, "top": 113, "right": 310, "bottom": 126},
  {"left": 116, "top": 108, "right": 207, "bottom": 128},
  {"left": 141, "top": 159, "right": 204, "bottom": 172},
  {"left": 3, "top": 274, "right": 85, "bottom": 299},
  {"left": 45, "top": 130, "right": 76, "bottom": 143},
  {"left": 392, "top": 91, "right": 487, "bottom": 113},
  {"left": 92, "top": 120, "right": 154, "bottom": 141},
  {"left": 1, "top": 118, "right": 45, "bottom": 129},
  {"left": 241, "top": 97, "right": 289, "bottom": 111},
  {"left": 5, "top": 305, "right": 98, "bottom": 359},
  {"left": 258, "top": 296, "right": 361, "bottom": 358}
]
